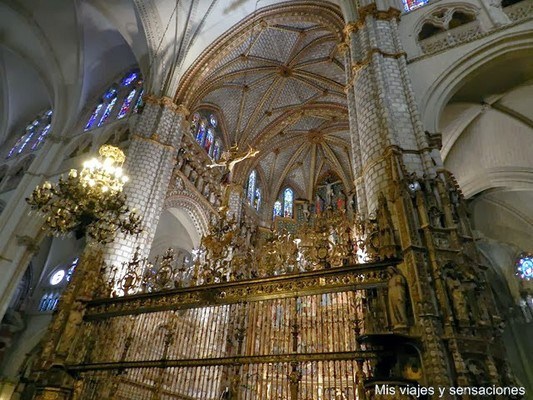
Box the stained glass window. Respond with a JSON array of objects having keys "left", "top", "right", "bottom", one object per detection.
[
  {"left": 133, "top": 89, "right": 144, "bottom": 113},
  {"left": 65, "top": 257, "right": 79, "bottom": 282},
  {"left": 196, "top": 123, "right": 206, "bottom": 146},
  {"left": 38, "top": 292, "right": 60, "bottom": 312},
  {"left": 117, "top": 89, "right": 137, "bottom": 119},
  {"left": 213, "top": 140, "right": 222, "bottom": 161},
  {"left": 283, "top": 188, "right": 294, "bottom": 218},
  {"left": 246, "top": 171, "right": 262, "bottom": 211},
  {"left": 84, "top": 70, "right": 143, "bottom": 131},
  {"left": 273, "top": 201, "right": 282, "bottom": 219},
  {"left": 103, "top": 87, "right": 118, "bottom": 100},
  {"left": 7, "top": 137, "right": 25, "bottom": 158},
  {"left": 31, "top": 124, "right": 51, "bottom": 150},
  {"left": 191, "top": 111, "right": 223, "bottom": 161},
  {"left": 17, "top": 129, "right": 36, "bottom": 154},
  {"left": 205, "top": 128, "right": 214, "bottom": 155},
  {"left": 98, "top": 97, "right": 117, "bottom": 127},
  {"left": 85, "top": 103, "right": 103, "bottom": 131},
  {"left": 255, "top": 187, "right": 261, "bottom": 210},
  {"left": 121, "top": 71, "right": 138, "bottom": 86},
  {"left": 247, "top": 170, "right": 257, "bottom": 204},
  {"left": 517, "top": 253, "right": 533, "bottom": 281},
  {"left": 402, "top": 0, "right": 430, "bottom": 11},
  {"left": 6, "top": 110, "right": 53, "bottom": 158}
]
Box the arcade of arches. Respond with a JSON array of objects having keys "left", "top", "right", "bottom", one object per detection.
[{"left": 0, "top": 0, "right": 532, "bottom": 399}]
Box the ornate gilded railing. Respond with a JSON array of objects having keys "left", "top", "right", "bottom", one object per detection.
[{"left": 65, "top": 260, "right": 409, "bottom": 400}]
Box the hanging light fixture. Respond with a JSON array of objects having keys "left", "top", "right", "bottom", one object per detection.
[{"left": 26, "top": 145, "right": 142, "bottom": 244}]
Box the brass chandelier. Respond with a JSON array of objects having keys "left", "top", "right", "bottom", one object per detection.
[{"left": 26, "top": 145, "right": 142, "bottom": 244}]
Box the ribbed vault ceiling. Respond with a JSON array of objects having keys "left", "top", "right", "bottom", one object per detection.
[{"left": 177, "top": 4, "right": 351, "bottom": 202}]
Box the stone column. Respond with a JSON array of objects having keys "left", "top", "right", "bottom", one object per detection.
[
  {"left": 344, "top": 2, "right": 435, "bottom": 212},
  {"left": 342, "top": 0, "right": 453, "bottom": 387},
  {"left": 339, "top": 42, "right": 368, "bottom": 217},
  {"left": 104, "top": 96, "right": 189, "bottom": 267}
]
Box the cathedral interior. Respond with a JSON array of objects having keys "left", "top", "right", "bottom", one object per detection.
[{"left": 0, "top": 0, "right": 532, "bottom": 399}]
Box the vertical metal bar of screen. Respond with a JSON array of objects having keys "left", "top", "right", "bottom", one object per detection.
[
  {"left": 248, "top": 300, "right": 257, "bottom": 356},
  {"left": 201, "top": 306, "right": 210, "bottom": 359},
  {"left": 263, "top": 300, "right": 270, "bottom": 356},
  {"left": 205, "top": 306, "right": 214, "bottom": 359},
  {"left": 214, "top": 305, "right": 224, "bottom": 358}
]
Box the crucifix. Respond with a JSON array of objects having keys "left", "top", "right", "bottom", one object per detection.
[{"left": 207, "top": 144, "right": 259, "bottom": 183}]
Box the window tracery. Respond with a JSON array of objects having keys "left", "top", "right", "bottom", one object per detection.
[
  {"left": 6, "top": 109, "right": 53, "bottom": 159},
  {"left": 189, "top": 111, "right": 224, "bottom": 161},
  {"left": 84, "top": 70, "right": 143, "bottom": 131}
]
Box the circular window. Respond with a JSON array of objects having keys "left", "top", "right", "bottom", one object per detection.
[
  {"left": 50, "top": 269, "right": 65, "bottom": 285},
  {"left": 517, "top": 254, "right": 533, "bottom": 281}
]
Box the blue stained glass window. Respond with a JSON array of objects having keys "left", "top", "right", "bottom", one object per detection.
[
  {"left": 255, "top": 187, "right": 261, "bottom": 210},
  {"left": 85, "top": 103, "right": 103, "bottom": 131},
  {"left": 192, "top": 111, "right": 223, "bottom": 160},
  {"left": 103, "top": 87, "right": 118, "bottom": 100},
  {"left": 247, "top": 171, "right": 257, "bottom": 204},
  {"left": 517, "top": 254, "right": 533, "bottom": 281},
  {"left": 39, "top": 292, "right": 60, "bottom": 312},
  {"left": 121, "top": 71, "right": 138, "bottom": 86},
  {"left": 196, "top": 123, "right": 206, "bottom": 146},
  {"left": 402, "top": 0, "right": 430, "bottom": 11},
  {"left": 31, "top": 124, "right": 51, "bottom": 150},
  {"left": 65, "top": 257, "right": 79, "bottom": 282},
  {"left": 7, "top": 137, "right": 25, "bottom": 159},
  {"left": 283, "top": 188, "right": 294, "bottom": 218},
  {"left": 273, "top": 201, "right": 282, "bottom": 219},
  {"left": 117, "top": 89, "right": 137, "bottom": 119},
  {"left": 6, "top": 110, "right": 53, "bottom": 157},
  {"left": 98, "top": 98, "right": 117, "bottom": 127},
  {"left": 133, "top": 89, "right": 144, "bottom": 113},
  {"left": 17, "top": 129, "right": 36, "bottom": 154}
]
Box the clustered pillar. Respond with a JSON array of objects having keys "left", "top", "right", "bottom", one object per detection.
[{"left": 104, "top": 96, "right": 189, "bottom": 267}]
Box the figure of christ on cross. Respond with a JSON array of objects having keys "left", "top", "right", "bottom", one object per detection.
[{"left": 206, "top": 144, "right": 259, "bottom": 184}]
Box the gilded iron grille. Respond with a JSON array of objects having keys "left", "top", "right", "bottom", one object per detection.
[{"left": 66, "top": 262, "right": 399, "bottom": 400}]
